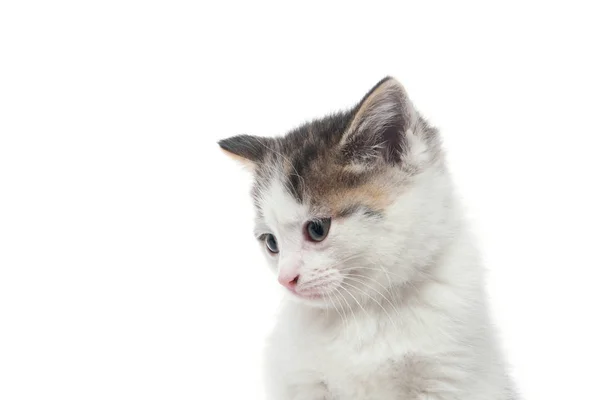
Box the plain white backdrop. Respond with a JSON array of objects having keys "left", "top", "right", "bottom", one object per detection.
[{"left": 1, "top": 1, "right": 599, "bottom": 399}]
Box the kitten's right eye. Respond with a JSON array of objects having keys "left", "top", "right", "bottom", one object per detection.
[{"left": 264, "top": 234, "right": 279, "bottom": 254}]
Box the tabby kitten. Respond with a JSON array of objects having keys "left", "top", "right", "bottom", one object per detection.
[{"left": 219, "top": 77, "right": 517, "bottom": 400}]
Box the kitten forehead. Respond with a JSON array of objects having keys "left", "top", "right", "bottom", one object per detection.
[
  {"left": 260, "top": 177, "right": 307, "bottom": 229},
  {"left": 254, "top": 163, "right": 397, "bottom": 222}
]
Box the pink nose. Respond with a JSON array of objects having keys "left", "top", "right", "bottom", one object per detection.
[{"left": 278, "top": 274, "right": 299, "bottom": 291}]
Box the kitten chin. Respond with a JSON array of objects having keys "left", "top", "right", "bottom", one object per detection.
[{"left": 220, "top": 77, "right": 519, "bottom": 400}]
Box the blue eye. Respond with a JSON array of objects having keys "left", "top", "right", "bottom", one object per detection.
[
  {"left": 305, "top": 218, "right": 331, "bottom": 242},
  {"left": 265, "top": 234, "right": 279, "bottom": 254}
]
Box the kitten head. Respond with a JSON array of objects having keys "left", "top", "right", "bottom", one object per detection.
[{"left": 219, "top": 77, "right": 454, "bottom": 309}]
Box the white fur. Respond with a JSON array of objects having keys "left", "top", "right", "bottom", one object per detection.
[{"left": 256, "top": 166, "right": 517, "bottom": 399}]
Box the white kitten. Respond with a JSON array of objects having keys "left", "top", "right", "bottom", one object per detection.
[{"left": 220, "top": 77, "right": 518, "bottom": 399}]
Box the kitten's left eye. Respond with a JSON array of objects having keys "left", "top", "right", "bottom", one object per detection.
[
  {"left": 305, "top": 218, "right": 331, "bottom": 242},
  {"left": 264, "top": 234, "right": 279, "bottom": 254}
]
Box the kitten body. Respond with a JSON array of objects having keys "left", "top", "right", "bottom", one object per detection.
[{"left": 220, "top": 78, "right": 517, "bottom": 400}]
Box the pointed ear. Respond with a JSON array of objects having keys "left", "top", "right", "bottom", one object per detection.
[
  {"left": 340, "top": 77, "right": 416, "bottom": 165},
  {"left": 218, "top": 134, "right": 272, "bottom": 169}
]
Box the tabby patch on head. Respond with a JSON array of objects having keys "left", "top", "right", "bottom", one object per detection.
[{"left": 219, "top": 77, "right": 439, "bottom": 218}]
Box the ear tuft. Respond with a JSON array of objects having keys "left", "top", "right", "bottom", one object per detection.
[
  {"left": 340, "top": 77, "right": 416, "bottom": 165},
  {"left": 218, "top": 134, "right": 272, "bottom": 168}
]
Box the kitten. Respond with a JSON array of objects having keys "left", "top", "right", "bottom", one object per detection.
[{"left": 219, "top": 77, "right": 518, "bottom": 400}]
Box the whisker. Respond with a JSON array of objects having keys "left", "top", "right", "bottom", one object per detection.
[
  {"left": 342, "top": 275, "right": 403, "bottom": 320},
  {"left": 327, "top": 254, "right": 364, "bottom": 270},
  {"left": 326, "top": 292, "right": 342, "bottom": 323},
  {"left": 338, "top": 285, "right": 369, "bottom": 344},
  {"left": 333, "top": 287, "right": 351, "bottom": 328},
  {"left": 343, "top": 272, "right": 394, "bottom": 294},
  {"left": 338, "top": 284, "right": 369, "bottom": 317},
  {"left": 300, "top": 280, "right": 336, "bottom": 291},
  {"left": 341, "top": 281, "right": 399, "bottom": 331},
  {"left": 330, "top": 289, "right": 349, "bottom": 333},
  {"left": 326, "top": 291, "right": 349, "bottom": 340},
  {"left": 297, "top": 273, "right": 339, "bottom": 292},
  {"left": 334, "top": 286, "right": 359, "bottom": 340},
  {"left": 347, "top": 266, "right": 406, "bottom": 281}
]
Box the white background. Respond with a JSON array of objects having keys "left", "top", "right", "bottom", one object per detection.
[{"left": 1, "top": 1, "right": 599, "bottom": 399}]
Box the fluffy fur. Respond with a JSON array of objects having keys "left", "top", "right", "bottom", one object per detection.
[{"left": 219, "top": 77, "right": 518, "bottom": 399}]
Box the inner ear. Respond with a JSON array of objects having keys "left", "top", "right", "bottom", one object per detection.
[
  {"left": 377, "top": 112, "right": 405, "bottom": 163},
  {"left": 340, "top": 77, "right": 415, "bottom": 165}
]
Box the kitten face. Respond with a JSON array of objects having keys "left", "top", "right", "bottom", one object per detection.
[{"left": 220, "top": 77, "right": 448, "bottom": 308}]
